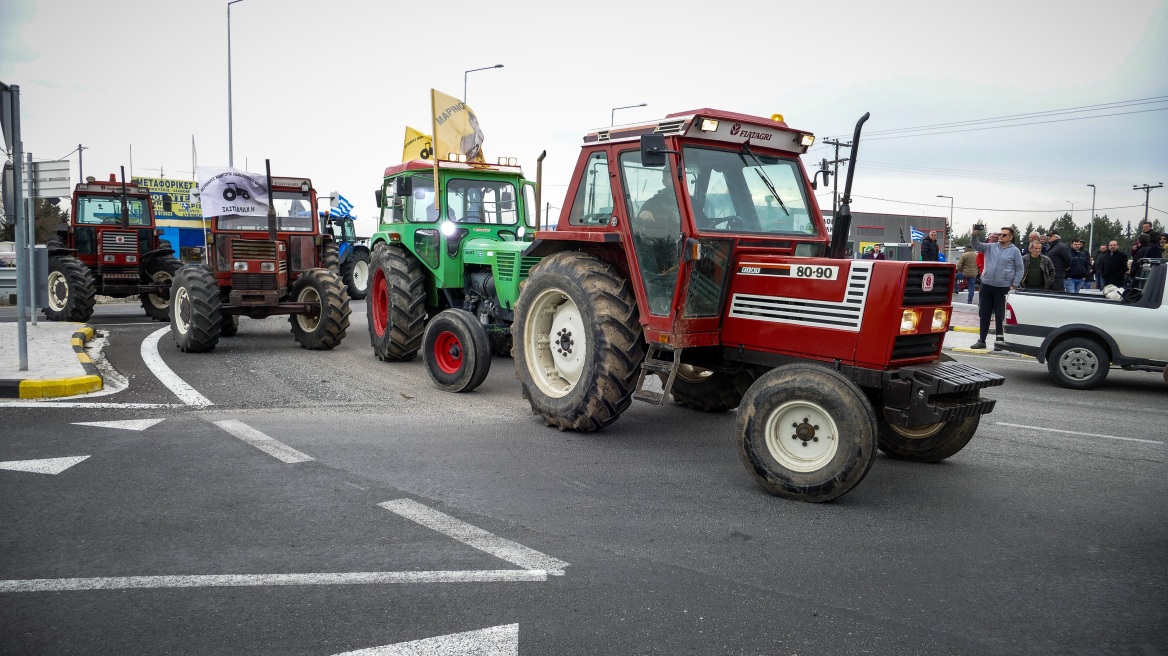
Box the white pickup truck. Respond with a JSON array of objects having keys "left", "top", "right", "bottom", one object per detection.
[{"left": 998, "top": 260, "right": 1168, "bottom": 389}]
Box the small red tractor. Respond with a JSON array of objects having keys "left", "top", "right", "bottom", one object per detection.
[
  {"left": 169, "top": 164, "right": 350, "bottom": 352},
  {"left": 45, "top": 170, "right": 182, "bottom": 322},
  {"left": 511, "top": 109, "right": 1004, "bottom": 502}
]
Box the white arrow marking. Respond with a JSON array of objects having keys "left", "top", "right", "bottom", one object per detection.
[
  {"left": 72, "top": 419, "right": 167, "bottom": 431},
  {"left": 380, "top": 499, "right": 569, "bottom": 575},
  {"left": 0, "top": 456, "right": 90, "bottom": 475},
  {"left": 213, "top": 420, "right": 315, "bottom": 463},
  {"left": 333, "top": 624, "right": 518, "bottom": 656},
  {"left": 143, "top": 327, "right": 213, "bottom": 407}
]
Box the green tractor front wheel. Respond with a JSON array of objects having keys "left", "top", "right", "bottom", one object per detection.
[{"left": 423, "top": 309, "right": 491, "bottom": 392}]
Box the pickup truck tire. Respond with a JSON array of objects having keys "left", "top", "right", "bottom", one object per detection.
[
  {"left": 876, "top": 415, "right": 980, "bottom": 463},
  {"left": 368, "top": 244, "right": 426, "bottom": 361},
  {"left": 1047, "top": 337, "right": 1110, "bottom": 390},
  {"left": 736, "top": 364, "right": 878, "bottom": 503}
]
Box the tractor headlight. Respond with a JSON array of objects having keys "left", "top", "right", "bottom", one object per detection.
[
  {"left": 931, "top": 308, "right": 949, "bottom": 332},
  {"left": 103, "top": 255, "right": 115, "bottom": 262},
  {"left": 233, "top": 261, "right": 249, "bottom": 271},
  {"left": 260, "top": 262, "right": 276, "bottom": 272},
  {"left": 126, "top": 255, "right": 137, "bottom": 263},
  {"left": 900, "top": 309, "right": 920, "bottom": 334},
  {"left": 517, "top": 226, "right": 526, "bottom": 238}
]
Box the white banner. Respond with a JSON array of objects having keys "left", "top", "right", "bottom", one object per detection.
[{"left": 196, "top": 166, "right": 270, "bottom": 218}]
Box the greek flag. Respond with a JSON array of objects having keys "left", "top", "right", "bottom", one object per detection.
[
  {"left": 331, "top": 194, "right": 354, "bottom": 219},
  {"left": 910, "top": 226, "right": 925, "bottom": 242}
]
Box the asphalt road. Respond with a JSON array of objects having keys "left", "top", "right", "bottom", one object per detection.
[{"left": 1, "top": 301, "right": 1165, "bottom": 655}]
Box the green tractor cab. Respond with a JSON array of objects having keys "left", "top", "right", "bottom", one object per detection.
[{"left": 366, "top": 155, "right": 544, "bottom": 392}]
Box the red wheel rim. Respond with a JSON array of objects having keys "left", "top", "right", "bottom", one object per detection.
[
  {"left": 371, "top": 269, "right": 388, "bottom": 336},
  {"left": 433, "top": 330, "right": 463, "bottom": 374}
]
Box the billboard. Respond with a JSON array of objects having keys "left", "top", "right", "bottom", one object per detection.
[{"left": 131, "top": 176, "right": 202, "bottom": 220}]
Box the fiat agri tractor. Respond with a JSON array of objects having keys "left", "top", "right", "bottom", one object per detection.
[
  {"left": 366, "top": 155, "right": 542, "bottom": 392},
  {"left": 511, "top": 109, "right": 1004, "bottom": 502},
  {"left": 169, "top": 166, "right": 350, "bottom": 352},
  {"left": 44, "top": 170, "right": 182, "bottom": 322}
]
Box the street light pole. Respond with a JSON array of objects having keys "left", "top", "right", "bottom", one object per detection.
[
  {"left": 936, "top": 194, "right": 953, "bottom": 251},
  {"left": 1086, "top": 184, "right": 1096, "bottom": 254},
  {"left": 611, "top": 103, "right": 647, "bottom": 126},
  {"left": 227, "top": 0, "right": 245, "bottom": 167},
  {"left": 463, "top": 64, "right": 503, "bottom": 102}
]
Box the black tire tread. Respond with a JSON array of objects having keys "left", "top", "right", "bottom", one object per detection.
[
  {"left": 340, "top": 247, "right": 370, "bottom": 299},
  {"left": 171, "top": 265, "right": 221, "bottom": 353},
  {"left": 368, "top": 244, "right": 427, "bottom": 361},
  {"left": 140, "top": 255, "right": 183, "bottom": 321},
  {"left": 289, "top": 268, "right": 351, "bottom": 350},
  {"left": 44, "top": 255, "right": 96, "bottom": 322}
]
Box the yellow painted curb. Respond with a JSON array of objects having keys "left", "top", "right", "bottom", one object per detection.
[
  {"left": 951, "top": 326, "right": 979, "bottom": 333},
  {"left": 19, "top": 375, "right": 103, "bottom": 398}
]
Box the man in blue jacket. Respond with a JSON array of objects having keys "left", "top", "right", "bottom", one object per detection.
[{"left": 969, "top": 225, "right": 1024, "bottom": 350}]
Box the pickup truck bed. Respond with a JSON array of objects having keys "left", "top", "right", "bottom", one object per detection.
[{"left": 999, "top": 260, "right": 1168, "bottom": 389}]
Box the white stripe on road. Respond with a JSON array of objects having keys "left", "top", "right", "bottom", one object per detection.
[
  {"left": 213, "top": 419, "right": 315, "bottom": 463},
  {"left": 0, "top": 402, "right": 182, "bottom": 409},
  {"left": 143, "top": 327, "right": 213, "bottom": 407},
  {"left": 0, "top": 569, "right": 548, "bottom": 593},
  {"left": 379, "top": 499, "right": 570, "bottom": 576},
  {"left": 996, "top": 422, "right": 1164, "bottom": 445}
]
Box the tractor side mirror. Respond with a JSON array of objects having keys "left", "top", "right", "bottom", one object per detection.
[
  {"left": 499, "top": 189, "right": 514, "bottom": 210},
  {"left": 374, "top": 189, "right": 383, "bottom": 208},
  {"left": 395, "top": 176, "right": 412, "bottom": 196},
  {"left": 640, "top": 134, "right": 668, "bottom": 168}
]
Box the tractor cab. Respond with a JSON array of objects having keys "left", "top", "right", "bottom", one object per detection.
[{"left": 64, "top": 175, "right": 165, "bottom": 274}]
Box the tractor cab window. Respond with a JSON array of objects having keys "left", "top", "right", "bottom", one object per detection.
[
  {"left": 445, "top": 178, "right": 519, "bottom": 225},
  {"left": 75, "top": 195, "right": 151, "bottom": 226},
  {"left": 682, "top": 145, "right": 815, "bottom": 236},
  {"left": 405, "top": 175, "right": 438, "bottom": 223},
  {"left": 567, "top": 152, "right": 613, "bottom": 226},
  {"left": 620, "top": 151, "right": 683, "bottom": 316},
  {"left": 216, "top": 192, "right": 316, "bottom": 232},
  {"left": 341, "top": 218, "right": 356, "bottom": 241}
]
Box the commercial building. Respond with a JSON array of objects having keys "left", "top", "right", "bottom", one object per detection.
[{"left": 824, "top": 211, "right": 948, "bottom": 260}]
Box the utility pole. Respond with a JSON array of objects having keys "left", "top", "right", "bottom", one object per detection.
[
  {"left": 821, "top": 138, "right": 851, "bottom": 221},
  {"left": 1133, "top": 183, "right": 1162, "bottom": 223}
]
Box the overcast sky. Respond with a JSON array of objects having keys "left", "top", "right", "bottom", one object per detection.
[{"left": 3, "top": 0, "right": 1166, "bottom": 239}]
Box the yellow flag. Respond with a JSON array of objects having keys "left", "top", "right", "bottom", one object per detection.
[
  {"left": 402, "top": 126, "right": 433, "bottom": 162},
  {"left": 431, "top": 89, "right": 485, "bottom": 163}
]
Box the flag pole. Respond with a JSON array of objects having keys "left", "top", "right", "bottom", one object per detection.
[{"left": 431, "top": 90, "right": 440, "bottom": 220}]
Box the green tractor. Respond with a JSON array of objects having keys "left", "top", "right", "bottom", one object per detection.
[{"left": 366, "top": 154, "right": 544, "bottom": 392}]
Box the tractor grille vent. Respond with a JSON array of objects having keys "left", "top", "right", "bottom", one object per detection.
[
  {"left": 903, "top": 266, "right": 952, "bottom": 306},
  {"left": 232, "top": 273, "right": 277, "bottom": 290},
  {"left": 596, "top": 130, "right": 611, "bottom": 142},
  {"left": 495, "top": 252, "right": 541, "bottom": 282},
  {"left": 100, "top": 267, "right": 139, "bottom": 280},
  {"left": 232, "top": 239, "right": 277, "bottom": 260},
  {"left": 101, "top": 231, "right": 138, "bottom": 254},
  {"left": 655, "top": 119, "right": 686, "bottom": 134},
  {"left": 891, "top": 334, "right": 942, "bottom": 360}
]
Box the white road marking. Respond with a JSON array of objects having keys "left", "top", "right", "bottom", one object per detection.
[
  {"left": 0, "top": 570, "right": 547, "bottom": 593},
  {"left": 996, "top": 422, "right": 1164, "bottom": 445},
  {"left": 0, "top": 402, "right": 182, "bottom": 409},
  {"left": 142, "top": 326, "right": 213, "bottom": 407},
  {"left": 334, "top": 624, "right": 518, "bottom": 656},
  {"left": 380, "top": 499, "right": 569, "bottom": 576},
  {"left": 213, "top": 419, "right": 315, "bottom": 463},
  {"left": 0, "top": 456, "right": 90, "bottom": 475},
  {"left": 73, "top": 418, "right": 166, "bottom": 431}
]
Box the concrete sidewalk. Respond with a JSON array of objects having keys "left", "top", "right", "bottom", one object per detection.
[
  {"left": 946, "top": 296, "right": 1028, "bottom": 357},
  {"left": 0, "top": 321, "right": 103, "bottom": 398}
]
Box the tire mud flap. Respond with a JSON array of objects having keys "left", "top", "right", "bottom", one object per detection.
[{"left": 882, "top": 361, "right": 1004, "bottom": 428}]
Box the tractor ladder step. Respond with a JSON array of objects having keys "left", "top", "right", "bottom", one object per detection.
[{"left": 633, "top": 344, "right": 682, "bottom": 405}]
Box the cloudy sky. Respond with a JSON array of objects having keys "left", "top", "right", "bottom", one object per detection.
[{"left": 2, "top": 0, "right": 1166, "bottom": 239}]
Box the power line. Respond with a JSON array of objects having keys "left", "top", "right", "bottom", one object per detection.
[
  {"left": 859, "top": 107, "right": 1168, "bottom": 141},
  {"left": 859, "top": 160, "right": 1135, "bottom": 186},
  {"left": 851, "top": 194, "right": 1145, "bottom": 213}
]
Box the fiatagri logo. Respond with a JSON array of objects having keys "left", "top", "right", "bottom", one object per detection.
[{"left": 729, "top": 122, "right": 773, "bottom": 142}]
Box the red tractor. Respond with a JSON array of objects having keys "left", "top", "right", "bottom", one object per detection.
[
  {"left": 511, "top": 109, "right": 1003, "bottom": 502},
  {"left": 45, "top": 170, "right": 182, "bottom": 322},
  {"left": 168, "top": 166, "right": 350, "bottom": 352}
]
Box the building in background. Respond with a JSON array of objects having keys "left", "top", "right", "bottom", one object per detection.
[
  {"left": 131, "top": 176, "right": 207, "bottom": 262},
  {"left": 824, "top": 211, "right": 947, "bottom": 260}
]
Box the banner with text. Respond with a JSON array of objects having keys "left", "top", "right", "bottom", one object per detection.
[
  {"left": 402, "top": 126, "right": 433, "bottom": 162},
  {"left": 131, "top": 177, "right": 203, "bottom": 220},
  {"left": 196, "top": 166, "right": 270, "bottom": 218},
  {"left": 430, "top": 89, "right": 485, "bottom": 163}
]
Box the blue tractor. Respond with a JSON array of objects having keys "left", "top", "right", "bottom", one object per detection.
[{"left": 320, "top": 209, "right": 371, "bottom": 300}]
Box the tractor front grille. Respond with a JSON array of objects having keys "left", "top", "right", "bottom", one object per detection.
[
  {"left": 101, "top": 231, "right": 138, "bottom": 254},
  {"left": 232, "top": 273, "right": 277, "bottom": 290},
  {"left": 496, "top": 252, "right": 541, "bottom": 281},
  {"left": 232, "top": 239, "right": 277, "bottom": 260},
  {"left": 891, "top": 333, "right": 942, "bottom": 360},
  {"left": 903, "top": 266, "right": 952, "bottom": 306}
]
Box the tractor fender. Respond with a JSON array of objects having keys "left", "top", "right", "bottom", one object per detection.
[
  {"left": 142, "top": 247, "right": 177, "bottom": 264},
  {"left": 522, "top": 238, "right": 630, "bottom": 278}
]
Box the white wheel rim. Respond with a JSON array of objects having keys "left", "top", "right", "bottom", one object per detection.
[
  {"left": 296, "top": 285, "right": 321, "bottom": 332},
  {"left": 352, "top": 260, "right": 369, "bottom": 291},
  {"left": 763, "top": 400, "right": 840, "bottom": 473},
  {"left": 1059, "top": 347, "right": 1099, "bottom": 381},
  {"left": 174, "top": 287, "right": 191, "bottom": 336},
  {"left": 148, "top": 271, "right": 172, "bottom": 309},
  {"left": 675, "top": 364, "right": 713, "bottom": 383},
  {"left": 889, "top": 421, "right": 945, "bottom": 439},
  {"left": 47, "top": 271, "right": 68, "bottom": 311},
  {"left": 524, "top": 287, "right": 586, "bottom": 398}
]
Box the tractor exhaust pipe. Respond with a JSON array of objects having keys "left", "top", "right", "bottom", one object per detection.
[
  {"left": 119, "top": 166, "right": 130, "bottom": 230},
  {"left": 827, "top": 112, "right": 870, "bottom": 260},
  {"left": 264, "top": 159, "right": 277, "bottom": 243},
  {"left": 535, "top": 150, "right": 546, "bottom": 230}
]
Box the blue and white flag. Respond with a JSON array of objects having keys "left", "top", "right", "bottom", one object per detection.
[
  {"left": 331, "top": 194, "right": 354, "bottom": 219},
  {"left": 910, "top": 226, "right": 925, "bottom": 242}
]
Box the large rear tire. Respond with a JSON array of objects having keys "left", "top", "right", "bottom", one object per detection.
[
  {"left": 170, "top": 266, "right": 221, "bottom": 353},
  {"left": 140, "top": 255, "right": 183, "bottom": 321},
  {"left": 512, "top": 251, "right": 644, "bottom": 432},
  {"left": 340, "top": 247, "right": 370, "bottom": 300},
  {"left": 736, "top": 364, "right": 878, "bottom": 502},
  {"left": 322, "top": 243, "right": 340, "bottom": 274},
  {"left": 288, "top": 268, "right": 350, "bottom": 350},
  {"left": 423, "top": 308, "right": 491, "bottom": 392},
  {"left": 220, "top": 314, "right": 240, "bottom": 337},
  {"left": 367, "top": 244, "right": 426, "bottom": 361},
  {"left": 44, "top": 255, "right": 96, "bottom": 322},
  {"left": 667, "top": 365, "right": 756, "bottom": 412}
]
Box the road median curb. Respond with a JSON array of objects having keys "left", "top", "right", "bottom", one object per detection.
[
  {"left": 949, "top": 345, "right": 1033, "bottom": 359},
  {"left": 0, "top": 326, "right": 104, "bottom": 399}
]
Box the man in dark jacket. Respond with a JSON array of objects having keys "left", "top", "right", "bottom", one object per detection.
[
  {"left": 1100, "top": 240, "right": 1129, "bottom": 288},
  {"left": 1044, "top": 231, "right": 1071, "bottom": 292},
  {"left": 1065, "top": 239, "right": 1091, "bottom": 293},
  {"left": 920, "top": 231, "right": 940, "bottom": 261},
  {"left": 1093, "top": 243, "right": 1108, "bottom": 289}
]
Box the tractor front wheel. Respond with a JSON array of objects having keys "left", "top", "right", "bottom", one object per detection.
[
  {"left": 140, "top": 255, "right": 183, "bottom": 321},
  {"left": 367, "top": 244, "right": 426, "bottom": 361},
  {"left": 220, "top": 314, "right": 240, "bottom": 337},
  {"left": 340, "top": 247, "right": 370, "bottom": 299},
  {"left": 170, "top": 266, "right": 221, "bottom": 353},
  {"left": 736, "top": 364, "right": 878, "bottom": 502},
  {"left": 423, "top": 309, "right": 491, "bottom": 392},
  {"left": 44, "top": 255, "right": 96, "bottom": 322},
  {"left": 512, "top": 251, "right": 644, "bottom": 432},
  {"left": 288, "top": 268, "right": 350, "bottom": 350},
  {"left": 875, "top": 413, "right": 981, "bottom": 463}
]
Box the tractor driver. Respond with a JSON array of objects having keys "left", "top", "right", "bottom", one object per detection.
[{"left": 632, "top": 164, "right": 683, "bottom": 315}]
